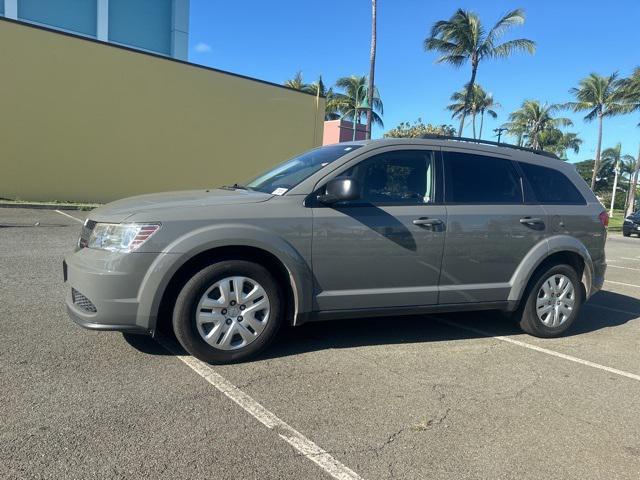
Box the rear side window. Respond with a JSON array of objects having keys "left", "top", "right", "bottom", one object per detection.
[
  {"left": 443, "top": 152, "right": 522, "bottom": 204},
  {"left": 519, "top": 163, "right": 586, "bottom": 205}
]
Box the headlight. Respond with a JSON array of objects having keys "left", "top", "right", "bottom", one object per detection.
[{"left": 87, "top": 223, "right": 161, "bottom": 252}]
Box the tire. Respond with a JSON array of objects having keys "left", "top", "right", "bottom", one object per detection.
[
  {"left": 623, "top": 230, "right": 630, "bottom": 237},
  {"left": 172, "top": 260, "right": 283, "bottom": 364},
  {"left": 515, "top": 263, "right": 584, "bottom": 338}
]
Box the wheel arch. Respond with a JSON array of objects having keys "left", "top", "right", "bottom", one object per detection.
[
  {"left": 508, "top": 235, "right": 594, "bottom": 306},
  {"left": 154, "top": 245, "right": 302, "bottom": 335},
  {"left": 135, "top": 225, "right": 313, "bottom": 334}
]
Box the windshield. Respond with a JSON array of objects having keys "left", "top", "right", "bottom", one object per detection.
[{"left": 245, "top": 144, "right": 362, "bottom": 194}]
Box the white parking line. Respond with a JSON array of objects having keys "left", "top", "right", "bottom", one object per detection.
[
  {"left": 615, "top": 257, "right": 640, "bottom": 262},
  {"left": 436, "top": 318, "right": 640, "bottom": 382},
  {"left": 54, "top": 209, "right": 83, "bottom": 223},
  {"left": 607, "top": 264, "right": 640, "bottom": 272},
  {"left": 157, "top": 337, "right": 364, "bottom": 480},
  {"left": 606, "top": 280, "right": 640, "bottom": 289}
]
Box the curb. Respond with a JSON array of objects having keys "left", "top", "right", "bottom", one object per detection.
[{"left": 0, "top": 203, "right": 96, "bottom": 211}]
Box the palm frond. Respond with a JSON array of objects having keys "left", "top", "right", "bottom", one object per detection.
[
  {"left": 486, "top": 8, "right": 526, "bottom": 41},
  {"left": 490, "top": 38, "right": 536, "bottom": 59}
]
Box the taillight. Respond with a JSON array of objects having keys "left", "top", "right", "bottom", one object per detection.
[{"left": 599, "top": 211, "right": 609, "bottom": 228}]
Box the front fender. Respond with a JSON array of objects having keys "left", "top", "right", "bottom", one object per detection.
[
  {"left": 135, "top": 223, "right": 313, "bottom": 331},
  {"left": 508, "top": 235, "right": 594, "bottom": 304}
]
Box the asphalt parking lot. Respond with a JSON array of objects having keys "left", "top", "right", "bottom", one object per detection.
[{"left": 2, "top": 208, "right": 639, "bottom": 480}]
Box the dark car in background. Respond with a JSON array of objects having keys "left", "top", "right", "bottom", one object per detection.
[{"left": 623, "top": 212, "right": 640, "bottom": 237}]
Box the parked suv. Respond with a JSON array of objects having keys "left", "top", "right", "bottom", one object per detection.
[
  {"left": 623, "top": 211, "right": 640, "bottom": 237},
  {"left": 64, "top": 138, "right": 607, "bottom": 363}
]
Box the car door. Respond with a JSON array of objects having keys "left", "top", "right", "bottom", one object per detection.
[
  {"left": 311, "top": 147, "right": 447, "bottom": 311},
  {"left": 439, "top": 148, "right": 548, "bottom": 304}
]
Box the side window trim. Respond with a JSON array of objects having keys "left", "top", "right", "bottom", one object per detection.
[{"left": 511, "top": 160, "right": 539, "bottom": 205}]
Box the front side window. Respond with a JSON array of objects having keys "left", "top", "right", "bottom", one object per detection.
[
  {"left": 341, "top": 150, "right": 435, "bottom": 204},
  {"left": 246, "top": 144, "right": 361, "bottom": 194},
  {"left": 444, "top": 152, "right": 522, "bottom": 204},
  {"left": 519, "top": 162, "right": 586, "bottom": 205}
]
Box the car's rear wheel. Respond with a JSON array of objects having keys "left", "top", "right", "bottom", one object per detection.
[
  {"left": 623, "top": 230, "right": 631, "bottom": 237},
  {"left": 172, "top": 260, "right": 282, "bottom": 364},
  {"left": 516, "top": 264, "right": 583, "bottom": 338}
]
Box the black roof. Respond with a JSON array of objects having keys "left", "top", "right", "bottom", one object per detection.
[{"left": 419, "top": 134, "right": 559, "bottom": 159}]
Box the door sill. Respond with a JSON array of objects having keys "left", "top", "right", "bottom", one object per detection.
[{"left": 298, "top": 301, "right": 517, "bottom": 324}]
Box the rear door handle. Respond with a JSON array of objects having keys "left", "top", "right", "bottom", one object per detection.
[
  {"left": 413, "top": 217, "right": 444, "bottom": 227},
  {"left": 519, "top": 217, "right": 545, "bottom": 228}
]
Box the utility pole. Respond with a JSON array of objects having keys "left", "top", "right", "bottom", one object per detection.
[
  {"left": 609, "top": 158, "right": 620, "bottom": 218},
  {"left": 627, "top": 143, "right": 640, "bottom": 216},
  {"left": 494, "top": 127, "right": 507, "bottom": 143}
]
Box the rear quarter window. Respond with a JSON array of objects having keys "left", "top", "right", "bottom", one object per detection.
[{"left": 519, "top": 162, "right": 586, "bottom": 205}]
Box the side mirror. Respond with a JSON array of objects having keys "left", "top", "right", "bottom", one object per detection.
[{"left": 318, "top": 178, "right": 360, "bottom": 204}]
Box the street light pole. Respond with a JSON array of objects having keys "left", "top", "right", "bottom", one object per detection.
[{"left": 609, "top": 158, "right": 620, "bottom": 218}]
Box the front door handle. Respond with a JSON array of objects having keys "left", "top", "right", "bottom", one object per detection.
[
  {"left": 519, "top": 217, "right": 545, "bottom": 228},
  {"left": 413, "top": 217, "right": 444, "bottom": 228}
]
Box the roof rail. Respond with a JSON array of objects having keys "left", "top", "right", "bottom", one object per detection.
[{"left": 419, "top": 134, "right": 559, "bottom": 159}]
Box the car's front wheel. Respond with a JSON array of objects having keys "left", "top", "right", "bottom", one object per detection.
[
  {"left": 516, "top": 264, "right": 584, "bottom": 338},
  {"left": 172, "top": 260, "right": 282, "bottom": 364}
]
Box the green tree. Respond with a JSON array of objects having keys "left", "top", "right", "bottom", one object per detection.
[
  {"left": 332, "top": 75, "right": 384, "bottom": 128},
  {"left": 564, "top": 73, "right": 632, "bottom": 189},
  {"left": 304, "top": 76, "right": 340, "bottom": 120},
  {"left": 284, "top": 73, "right": 340, "bottom": 120},
  {"left": 505, "top": 100, "right": 574, "bottom": 151},
  {"left": 537, "top": 130, "right": 582, "bottom": 159},
  {"left": 447, "top": 84, "right": 499, "bottom": 139},
  {"left": 284, "top": 71, "right": 307, "bottom": 90},
  {"left": 424, "top": 8, "right": 535, "bottom": 137},
  {"left": 384, "top": 119, "right": 456, "bottom": 138},
  {"left": 621, "top": 68, "right": 640, "bottom": 214}
]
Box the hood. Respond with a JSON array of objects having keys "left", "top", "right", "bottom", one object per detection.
[{"left": 90, "top": 188, "right": 272, "bottom": 222}]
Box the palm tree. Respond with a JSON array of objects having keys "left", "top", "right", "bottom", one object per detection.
[
  {"left": 537, "top": 130, "right": 582, "bottom": 159},
  {"left": 284, "top": 73, "right": 340, "bottom": 120},
  {"left": 304, "top": 76, "right": 340, "bottom": 120},
  {"left": 332, "top": 75, "right": 384, "bottom": 128},
  {"left": 424, "top": 8, "right": 535, "bottom": 137},
  {"left": 506, "top": 100, "right": 572, "bottom": 150},
  {"left": 446, "top": 84, "right": 499, "bottom": 139},
  {"left": 476, "top": 89, "right": 500, "bottom": 139},
  {"left": 366, "top": 0, "right": 377, "bottom": 139},
  {"left": 601, "top": 143, "right": 635, "bottom": 214},
  {"left": 564, "top": 73, "right": 632, "bottom": 189},
  {"left": 284, "top": 71, "right": 307, "bottom": 91},
  {"left": 622, "top": 68, "right": 640, "bottom": 214}
]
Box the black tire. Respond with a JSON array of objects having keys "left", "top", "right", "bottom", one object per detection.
[
  {"left": 172, "top": 260, "right": 283, "bottom": 364},
  {"left": 623, "top": 230, "right": 631, "bottom": 237},
  {"left": 515, "top": 263, "right": 584, "bottom": 338}
]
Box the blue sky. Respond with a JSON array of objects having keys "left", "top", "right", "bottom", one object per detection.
[{"left": 188, "top": 0, "right": 640, "bottom": 162}]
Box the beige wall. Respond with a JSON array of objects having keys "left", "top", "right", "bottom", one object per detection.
[{"left": 0, "top": 19, "right": 324, "bottom": 203}]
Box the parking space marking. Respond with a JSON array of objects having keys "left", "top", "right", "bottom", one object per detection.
[
  {"left": 606, "top": 280, "right": 640, "bottom": 289},
  {"left": 613, "top": 257, "right": 640, "bottom": 261},
  {"left": 54, "top": 209, "right": 83, "bottom": 223},
  {"left": 436, "top": 318, "right": 640, "bottom": 382},
  {"left": 607, "top": 264, "right": 640, "bottom": 272},
  {"left": 586, "top": 303, "right": 640, "bottom": 317},
  {"left": 157, "top": 337, "right": 364, "bottom": 480}
]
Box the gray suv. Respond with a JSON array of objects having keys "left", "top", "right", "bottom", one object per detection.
[{"left": 64, "top": 138, "right": 608, "bottom": 363}]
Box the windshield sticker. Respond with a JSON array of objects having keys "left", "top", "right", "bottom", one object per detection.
[{"left": 272, "top": 187, "right": 288, "bottom": 196}]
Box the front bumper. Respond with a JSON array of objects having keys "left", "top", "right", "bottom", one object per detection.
[{"left": 64, "top": 247, "right": 159, "bottom": 334}]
